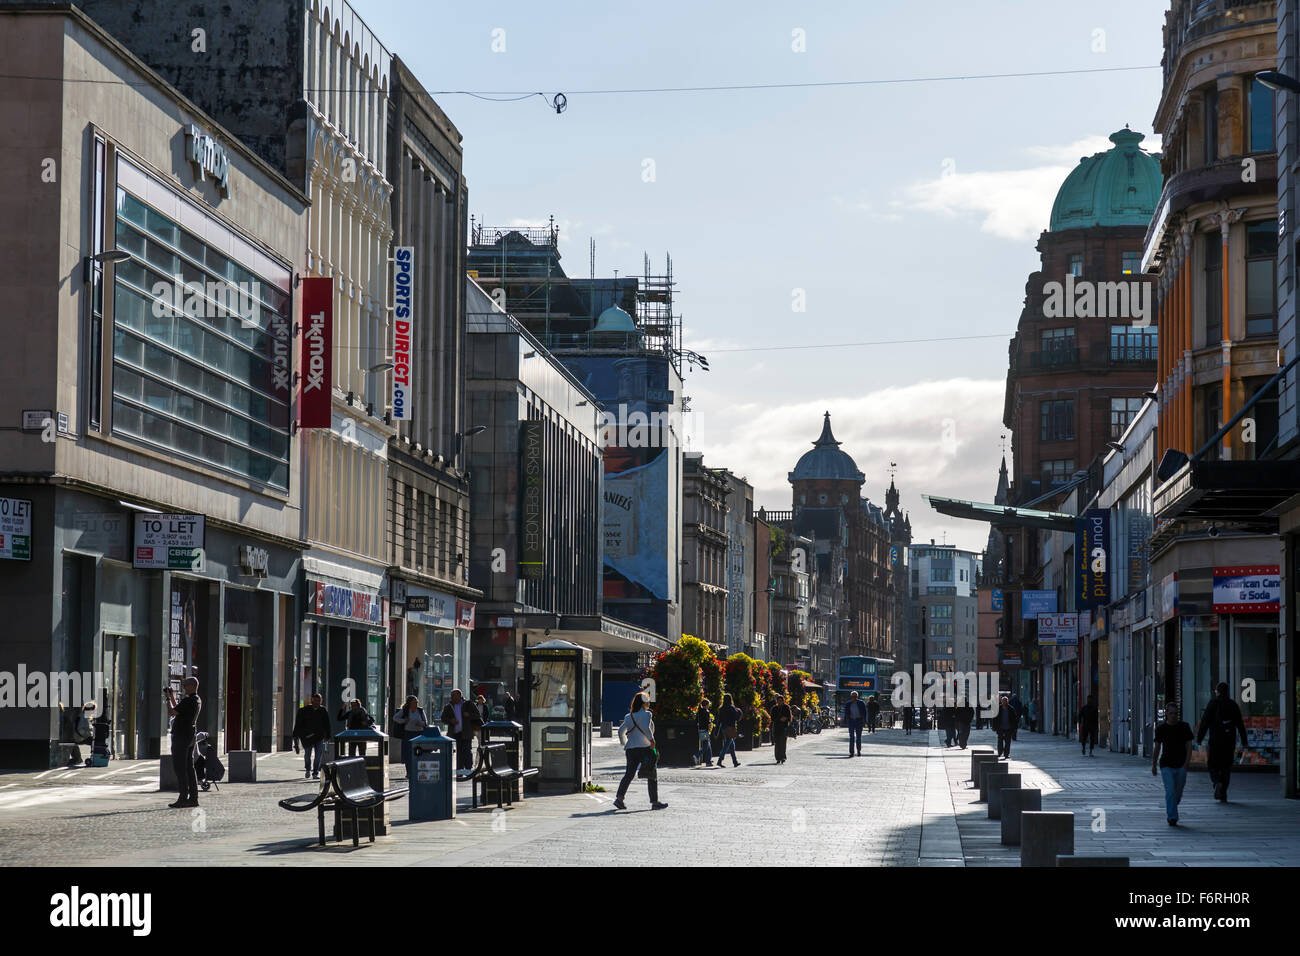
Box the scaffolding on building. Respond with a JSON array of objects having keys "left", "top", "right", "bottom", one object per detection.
[{"left": 468, "top": 216, "right": 683, "bottom": 369}]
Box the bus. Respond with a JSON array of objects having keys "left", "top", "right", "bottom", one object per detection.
[{"left": 835, "top": 656, "right": 895, "bottom": 712}]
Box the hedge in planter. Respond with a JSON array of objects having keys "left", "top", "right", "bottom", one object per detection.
[{"left": 648, "top": 637, "right": 710, "bottom": 767}]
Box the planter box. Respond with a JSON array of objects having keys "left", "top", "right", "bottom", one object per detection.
[
  {"left": 654, "top": 720, "right": 700, "bottom": 768},
  {"left": 736, "top": 732, "right": 754, "bottom": 751}
]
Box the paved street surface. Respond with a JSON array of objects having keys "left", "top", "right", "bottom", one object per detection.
[{"left": 1, "top": 726, "right": 1296, "bottom": 866}]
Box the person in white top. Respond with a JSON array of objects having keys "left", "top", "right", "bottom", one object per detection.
[{"left": 614, "top": 692, "right": 668, "bottom": 811}]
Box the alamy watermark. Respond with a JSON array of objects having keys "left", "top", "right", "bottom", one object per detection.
[
  {"left": 0, "top": 668, "right": 104, "bottom": 708},
  {"left": 890, "top": 668, "right": 1000, "bottom": 717},
  {"left": 151, "top": 275, "right": 262, "bottom": 328}
]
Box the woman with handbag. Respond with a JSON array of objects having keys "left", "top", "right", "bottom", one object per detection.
[
  {"left": 715, "top": 693, "right": 742, "bottom": 768},
  {"left": 614, "top": 692, "right": 668, "bottom": 811}
]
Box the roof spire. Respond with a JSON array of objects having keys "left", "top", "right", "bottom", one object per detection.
[{"left": 814, "top": 411, "right": 841, "bottom": 448}]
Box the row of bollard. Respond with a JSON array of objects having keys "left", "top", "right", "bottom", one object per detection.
[{"left": 967, "top": 748, "right": 1128, "bottom": 868}]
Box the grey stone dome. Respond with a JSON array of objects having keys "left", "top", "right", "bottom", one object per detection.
[{"left": 788, "top": 412, "right": 865, "bottom": 485}]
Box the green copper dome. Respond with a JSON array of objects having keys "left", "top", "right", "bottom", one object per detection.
[{"left": 1048, "top": 127, "right": 1162, "bottom": 232}]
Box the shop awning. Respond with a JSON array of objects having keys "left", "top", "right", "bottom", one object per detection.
[
  {"left": 553, "top": 615, "right": 673, "bottom": 654},
  {"left": 1152, "top": 459, "right": 1300, "bottom": 528},
  {"left": 922, "top": 495, "right": 1078, "bottom": 532}
]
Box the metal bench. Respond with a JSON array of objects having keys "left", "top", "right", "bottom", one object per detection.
[
  {"left": 278, "top": 758, "right": 408, "bottom": 847},
  {"left": 478, "top": 742, "right": 540, "bottom": 809}
]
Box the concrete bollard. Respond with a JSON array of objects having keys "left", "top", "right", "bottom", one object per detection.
[
  {"left": 969, "top": 748, "right": 995, "bottom": 781},
  {"left": 1000, "top": 788, "right": 1041, "bottom": 846},
  {"left": 978, "top": 757, "right": 1008, "bottom": 801},
  {"left": 987, "top": 773, "right": 1021, "bottom": 819},
  {"left": 971, "top": 753, "right": 1000, "bottom": 792},
  {"left": 1020, "top": 811, "right": 1074, "bottom": 867},
  {"left": 1057, "top": 856, "right": 1130, "bottom": 867},
  {"left": 160, "top": 756, "right": 179, "bottom": 792},
  {"left": 228, "top": 750, "right": 257, "bottom": 783}
]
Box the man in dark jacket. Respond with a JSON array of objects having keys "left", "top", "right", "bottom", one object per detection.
[
  {"left": 955, "top": 703, "right": 975, "bottom": 749},
  {"left": 441, "top": 688, "right": 483, "bottom": 770},
  {"left": 939, "top": 705, "right": 956, "bottom": 747},
  {"left": 693, "top": 698, "right": 714, "bottom": 767},
  {"left": 993, "top": 696, "right": 1017, "bottom": 759},
  {"left": 293, "top": 693, "right": 332, "bottom": 779},
  {"left": 843, "top": 692, "right": 867, "bottom": 756},
  {"left": 1077, "top": 694, "right": 1100, "bottom": 756},
  {"left": 166, "top": 678, "right": 202, "bottom": 808},
  {"left": 336, "top": 698, "right": 375, "bottom": 756},
  {"left": 1197, "top": 683, "right": 1248, "bottom": 802},
  {"left": 866, "top": 695, "right": 881, "bottom": 734}
]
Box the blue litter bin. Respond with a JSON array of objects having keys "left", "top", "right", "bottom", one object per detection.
[{"left": 408, "top": 725, "right": 455, "bottom": 821}]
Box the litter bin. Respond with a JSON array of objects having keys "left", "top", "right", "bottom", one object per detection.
[
  {"left": 408, "top": 725, "right": 455, "bottom": 821},
  {"left": 479, "top": 720, "right": 524, "bottom": 805},
  {"left": 333, "top": 727, "right": 391, "bottom": 837}
]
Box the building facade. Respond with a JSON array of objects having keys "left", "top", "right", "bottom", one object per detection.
[
  {"left": 383, "top": 57, "right": 479, "bottom": 724},
  {"left": 682, "top": 453, "right": 729, "bottom": 648},
  {"left": 0, "top": 5, "right": 308, "bottom": 765}
]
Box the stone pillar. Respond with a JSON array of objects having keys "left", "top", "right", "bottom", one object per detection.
[
  {"left": 969, "top": 748, "right": 995, "bottom": 780},
  {"left": 1020, "top": 811, "right": 1074, "bottom": 867},
  {"left": 987, "top": 772, "right": 1021, "bottom": 819},
  {"left": 978, "top": 757, "right": 1007, "bottom": 801},
  {"left": 1000, "top": 787, "right": 1041, "bottom": 846}
]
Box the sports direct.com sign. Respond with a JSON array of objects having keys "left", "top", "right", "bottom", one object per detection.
[{"left": 392, "top": 246, "right": 413, "bottom": 420}]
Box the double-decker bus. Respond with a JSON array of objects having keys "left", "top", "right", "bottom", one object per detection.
[{"left": 834, "top": 656, "right": 895, "bottom": 711}]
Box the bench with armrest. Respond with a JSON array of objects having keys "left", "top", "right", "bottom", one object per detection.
[
  {"left": 477, "top": 742, "right": 540, "bottom": 809},
  {"left": 278, "top": 757, "right": 408, "bottom": 847}
]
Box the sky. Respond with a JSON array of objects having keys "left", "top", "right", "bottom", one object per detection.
[{"left": 354, "top": 0, "right": 1171, "bottom": 552}]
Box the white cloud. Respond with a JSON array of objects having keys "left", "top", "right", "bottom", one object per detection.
[
  {"left": 686, "top": 377, "right": 1009, "bottom": 553},
  {"left": 894, "top": 133, "right": 1164, "bottom": 242}
]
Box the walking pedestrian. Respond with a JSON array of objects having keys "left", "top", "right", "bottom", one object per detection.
[
  {"left": 866, "top": 694, "right": 881, "bottom": 734},
  {"left": 843, "top": 691, "right": 867, "bottom": 756},
  {"left": 993, "top": 695, "right": 1016, "bottom": 759},
  {"left": 440, "top": 688, "right": 483, "bottom": 771},
  {"left": 166, "top": 678, "right": 202, "bottom": 808},
  {"left": 292, "top": 692, "right": 331, "bottom": 780},
  {"left": 1152, "top": 702, "right": 1195, "bottom": 826},
  {"left": 940, "top": 705, "right": 956, "bottom": 747},
  {"left": 715, "top": 694, "right": 742, "bottom": 767},
  {"left": 336, "top": 698, "right": 375, "bottom": 756},
  {"left": 1196, "top": 683, "right": 1248, "bottom": 802},
  {"left": 956, "top": 703, "right": 974, "bottom": 749},
  {"left": 392, "top": 695, "right": 429, "bottom": 765},
  {"left": 1077, "top": 694, "right": 1099, "bottom": 756},
  {"left": 613, "top": 692, "right": 667, "bottom": 810},
  {"left": 503, "top": 690, "right": 518, "bottom": 723},
  {"left": 902, "top": 704, "right": 914, "bottom": 735},
  {"left": 693, "top": 697, "right": 714, "bottom": 767},
  {"left": 771, "top": 694, "right": 793, "bottom": 764},
  {"left": 1027, "top": 697, "right": 1038, "bottom": 733}
]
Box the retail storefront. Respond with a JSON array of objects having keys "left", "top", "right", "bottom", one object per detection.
[
  {"left": 301, "top": 567, "right": 388, "bottom": 723},
  {"left": 389, "top": 580, "right": 474, "bottom": 720}
]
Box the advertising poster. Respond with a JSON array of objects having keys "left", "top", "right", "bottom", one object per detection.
[
  {"left": 1022, "top": 590, "right": 1057, "bottom": 619},
  {"left": 392, "top": 246, "right": 413, "bottom": 420},
  {"left": 1212, "top": 566, "right": 1280, "bottom": 614},
  {"left": 1075, "top": 507, "right": 1110, "bottom": 609},
  {"left": 0, "top": 496, "right": 32, "bottom": 561},
  {"left": 299, "top": 276, "right": 333, "bottom": 428}
]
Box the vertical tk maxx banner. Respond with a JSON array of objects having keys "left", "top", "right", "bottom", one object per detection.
[
  {"left": 1075, "top": 507, "right": 1110, "bottom": 610},
  {"left": 392, "top": 246, "right": 413, "bottom": 420},
  {"left": 299, "top": 277, "right": 333, "bottom": 428}
]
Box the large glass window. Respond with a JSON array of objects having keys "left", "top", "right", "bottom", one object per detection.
[
  {"left": 1040, "top": 399, "right": 1075, "bottom": 441},
  {"left": 1041, "top": 459, "right": 1075, "bottom": 486},
  {"left": 1245, "top": 220, "right": 1277, "bottom": 337},
  {"left": 1110, "top": 397, "right": 1144, "bottom": 439},
  {"left": 1204, "top": 231, "right": 1222, "bottom": 344},
  {"left": 1202, "top": 385, "right": 1222, "bottom": 460},
  {"left": 1248, "top": 76, "right": 1275, "bottom": 153},
  {"left": 1110, "top": 325, "right": 1157, "bottom": 361},
  {"left": 110, "top": 184, "right": 292, "bottom": 489},
  {"left": 1205, "top": 86, "right": 1219, "bottom": 164},
  {"left": 1068, "top": 254, "right": 1083, "bottom": 277}
]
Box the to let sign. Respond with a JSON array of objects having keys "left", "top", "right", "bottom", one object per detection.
[
  {"left": 134, "top": 514, "right": 205, "bottom": 569},
  {"left": 0, "top": 496, "right": 32, "bottom": 561}
]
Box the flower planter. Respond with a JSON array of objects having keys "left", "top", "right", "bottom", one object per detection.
[
  {"left": 736, "top": 730, "right": 754, "bottom": 751},
  {"left": 654, "top": 720, "right": 701, "bottom": 768},
  {"left": 761, "top": 731, "right": 771, "bottom": 745}
]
